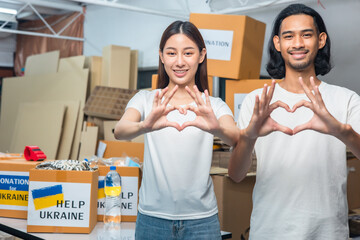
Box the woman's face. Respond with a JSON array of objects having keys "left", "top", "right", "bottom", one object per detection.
[{"left": 160, "top": 33, "right": 206, "bottom": 87}]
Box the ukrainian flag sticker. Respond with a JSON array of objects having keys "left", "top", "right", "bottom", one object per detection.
[
  {"left": 31, "top": 184, "right": 64, "bottom": 210},
  {"left": 98, "top": 180, "right": 105, "bottom": 199}
]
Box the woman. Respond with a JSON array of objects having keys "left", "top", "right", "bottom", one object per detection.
[{"left": 114, "top": 21, "right": 238, "bottom": 240}]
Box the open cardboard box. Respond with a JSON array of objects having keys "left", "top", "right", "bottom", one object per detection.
[
  {"left": 97, "top": 165, "right": 141, "bottom": 222},
  {"left": 96, "top": 140, "right": 144, "bottom": 222}
]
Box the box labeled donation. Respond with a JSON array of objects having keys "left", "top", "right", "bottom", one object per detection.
[{"left": 0, "top": 159, "right": 42, "bottom": 219}]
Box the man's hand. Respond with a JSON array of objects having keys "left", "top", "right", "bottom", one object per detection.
[
  {"left": 292, "top": 77, "right": 344, "bottom": 136},
  {"left": 245, "top": 80, "right": 293, "bottom": 139}
]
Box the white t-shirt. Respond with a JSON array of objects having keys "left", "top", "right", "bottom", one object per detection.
[
  {"left": 238, "top": 82, "right": 360, "bottom": 240},
  {"left": 126, "top": 89, "right": 233, "bottom": 220}
]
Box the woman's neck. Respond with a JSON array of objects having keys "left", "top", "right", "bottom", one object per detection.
[{"left": 166, "top": 83, "right": 198, "bottom": 106}]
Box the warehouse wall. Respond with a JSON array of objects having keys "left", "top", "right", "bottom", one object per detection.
[{"left": 84, "top": 0, "right": 360, "bottom": 94}]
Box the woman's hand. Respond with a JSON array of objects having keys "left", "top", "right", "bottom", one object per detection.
[
  {"left": 142, "top": 85, "right": 183, "bottom": 132},
  {"left": 180, "top": 85, "right": 220, "bottom": 133}
]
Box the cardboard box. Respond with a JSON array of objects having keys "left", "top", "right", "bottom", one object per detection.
[
  {"left": 190, "top": 14, "right": 265, "bottom": 80},
  {"left": 97, "top": 166, "right": 141, "bottom": 222},
  {"left": 27, "top": 169, "right": 99, "bottom": 233},
  {"left": 0, "top": 153, "right": 23, "bottom": 160},
  {"left": 348, "top": 158, "right": 360, "bottom": 210},
  {"left": 211, "top": 172, "right": 255, "bottom": 240},
  {"left": 0, "top": 159, "right": 42, "bottom": 219},
  {"left": 225, "top": 79, "right": 277, "bottom": 121},
  {"left": 100, "top": 140, "right": 144, "bottom": 162},
  {"left": 103, "top": 121, "right": 144, "bottom": 143}
]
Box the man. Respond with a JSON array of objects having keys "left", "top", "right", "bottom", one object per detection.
[{"left": 228, "top": 3, "right": 360, "bottom": 239}]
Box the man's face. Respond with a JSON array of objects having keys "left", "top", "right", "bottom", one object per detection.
[{"left": 273, "top": 14, "right": 327, "bottom": 73}]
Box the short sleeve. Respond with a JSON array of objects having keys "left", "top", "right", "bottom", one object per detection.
[
  {"left": 125, "top": 90, "right": 148, "bottom": 120},
  {"left": 210, "top": 97, "right": 234, "bottom": 120},
  {"left": 348, "top": 92, "right": 360, "bottom": 134}
]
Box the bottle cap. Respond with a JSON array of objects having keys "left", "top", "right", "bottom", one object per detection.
[{"left": 110, "top": 166, "right": 116, "bottom": 171}]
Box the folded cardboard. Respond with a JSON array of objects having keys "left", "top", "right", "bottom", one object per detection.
[
  {"left": 97, "top": 166, "right": 141, "bottom": 222},
  {"left": 0, "top": 69, "right": 89, "bottom": 160},
  {"left": 0, "top": 159, "right": 42, "bottom": 219},
  {"left": 102, "top": 45, "right": 131, "bottom": 89},
  {"left": 27, "top": 169, "right": 98, "bottom": 233}
]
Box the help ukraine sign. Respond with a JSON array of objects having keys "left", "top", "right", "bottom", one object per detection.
[{"left": 27, "top": 181, "right": 91, "bottom": 227}]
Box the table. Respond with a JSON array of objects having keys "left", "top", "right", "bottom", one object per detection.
[
  {"left": 0, "top": 217, "right": 135, "bottom": 240},
  {"left": 0, "top": 217, "right": 231, "bottom": 239}
]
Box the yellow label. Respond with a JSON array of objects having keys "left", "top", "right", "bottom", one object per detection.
[
  {"left": 104, "top": 186, "right": 121, "bottom": 197},
  {"left": 0, "top": 190, "right": 29, "bottom": 206}
]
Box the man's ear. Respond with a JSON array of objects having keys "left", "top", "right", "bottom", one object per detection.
[
  {"left": 273, "top": 35, "right": 281, "bottom": 52},
  {"left": 159, "top": 50, "right": 164, "bottom": 63},
  {"left": 199, "top": 48, "right": 207, "bottom": 63},
  {"left": 318, "top": 32, "right": 327, "bottom": 50}
]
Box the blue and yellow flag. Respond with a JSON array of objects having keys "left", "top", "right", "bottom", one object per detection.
[
  {"left": 98, "top": 180, "right": 105, "bottom": 199},
  {"left": 31, "top": 184, "right": 64, "bottom": 210}
]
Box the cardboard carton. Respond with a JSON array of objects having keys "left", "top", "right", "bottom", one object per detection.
[
  {"left": 27, "top": 169, "right": 99, "bottom": 233},
  {"left": 100, "top": 140, "right": 144, "bottom": 162},
  {"left": 0, "top": 159, "right": 42, "bottom": 219},
  {"left": 348, "top": 158, "right": 360, "bottom": 210},
  {"left": 190, "top": 14, "right": 265, "bottom": 80},
  {"left": 211, "top": 171, "right": 255, "bottom": 240},
  {"left": 97, "top": 166, "right": 141, "bottom": 222},
  {"left": 225, "top": 79, "right": 278, "bottom": 121}
]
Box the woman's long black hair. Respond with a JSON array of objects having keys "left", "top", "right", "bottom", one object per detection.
[{"left": 157, "top": 21, "right": 208, "bottom": 92}]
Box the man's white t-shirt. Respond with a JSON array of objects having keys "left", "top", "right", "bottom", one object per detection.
[
  {"left": 126, "top": 89, "right": 233, "bottom": 220},
  {"left": 238, "top": 82, "right": 360, "bottom": 240}
]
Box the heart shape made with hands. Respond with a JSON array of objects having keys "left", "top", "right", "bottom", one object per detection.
[
  {"left": 166, "top": 107, "right": 196, "bottom": 128},
  {"left": 270, "top": 101, "right": 314, "bottom": 133}
]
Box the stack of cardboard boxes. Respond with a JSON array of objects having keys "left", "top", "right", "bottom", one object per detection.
[{"left": 0, "top": 44, "right": 143, "bottom": 234}]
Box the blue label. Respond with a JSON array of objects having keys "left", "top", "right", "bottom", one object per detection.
[{"left": 0, "top": 175, "right": 29, "bottom": 191}]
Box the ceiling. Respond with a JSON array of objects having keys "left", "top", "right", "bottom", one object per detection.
[{"left": 0, "top": 0, "right": 305, "bottom": 21}]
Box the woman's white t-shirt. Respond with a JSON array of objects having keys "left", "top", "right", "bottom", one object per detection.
[{"left": 126, "top": 89, "right": 233, "bottom": 220}]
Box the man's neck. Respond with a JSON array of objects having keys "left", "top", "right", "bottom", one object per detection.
[{"left": 279, "top": 69, "right": 321, "bottom": 93}]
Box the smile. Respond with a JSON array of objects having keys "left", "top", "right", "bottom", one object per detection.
[
  {"left": 173, "top": 69, "right": 188, "bottom": 77},
  {"left": 289, "top": 51, "right": 308, "bottom": 60}
]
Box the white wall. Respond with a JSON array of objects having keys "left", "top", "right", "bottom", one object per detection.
[
  {"left": 245, "top": 0, "right": 360, "bottom": 94},
  {"left": 84, "top": 0, "right": 360, "bottom": 94},
  {"left": 84, "top": 6, "right": 178, "bottom": 69}
]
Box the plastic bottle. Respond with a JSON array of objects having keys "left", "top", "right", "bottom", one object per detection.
[{"left": 104, "top": 165, "right": 122, "bottom": 229}]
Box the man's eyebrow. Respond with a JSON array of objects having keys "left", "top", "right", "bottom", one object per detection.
[{"left": 281, "top": 29, "right": 315, "bottom": 35}]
